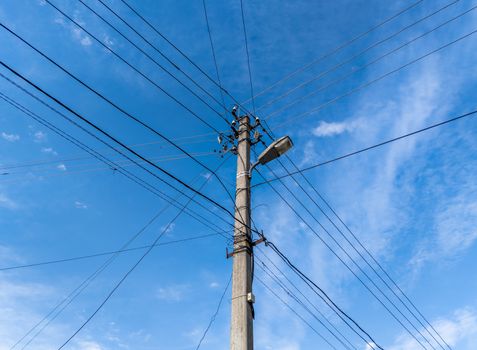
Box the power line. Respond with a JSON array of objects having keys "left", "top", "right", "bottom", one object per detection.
[
  {"left": 0, "top": 76, "right": 235, "bottom": 234},
  {"left": 2, "top": 93, "right": 234, "bottom": 348},
  {"left": 0, "top": 60, "right": 241, "bottom": 227},
  {"left": 202, "top": 0, "right": 228, "bottom": 117},
  {"left": 116, "top": 0, "right": 258, "bottom": 119},
  {"left": 241, "top": 0, "right": 425, "bottom": 104},
  {"left": 55, "top": 156, "right": 228, "bottom": 349},
  {"left": 255, "top": 247, "right": 358, "bottom": 350},
  {"left": 239, "top": 0, "right": 256, "bottom": 115},
  {"left": 0, "top": 152, "right": 215, "bottom": 177},
  {"left": 77, "top": 0, "right": 229, "bottom": 124},
  {"left": 195, "top": 273, "right": 232, "bottom": 350},
  {"left": 43, "top": 0, "right": 223, "bottom": 132},
  {"left": 0, "top": 17, "right": 251, "bottom": 232},
  {"left": 0, "top": 233, "right": 228, "bottom": 272},
  {"left": 266, "top": 240, "right": 384, "bottom": 350},
  {"left": 254, "top": 275, "right": 339, "bottom": 350},
  {"left": 270, "top": 27, "right": 477, "bottom": 128},
  {"left": 10, "top": 161, "right": 227, "bottom": 349},
  {"left": 259, "top": 120, "right": 451, "bottom": 349},
  {"left": 253, "top": 108, "right": 477, "bottom": 188},
  {"left": 254, "top": 254, "right": 357, "bottom": 350},
  {"left": 259, "top": 0, "right": 461, "bottom": 113},
  {"left": 254, "top": 160, "right": 432, "bottom": 349},
  {"left": 265, "top": 4, "right": 477, "bottom": 120}
]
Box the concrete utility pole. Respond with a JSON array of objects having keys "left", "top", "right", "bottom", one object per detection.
[{"left": 230, "top": 115, "right": 254, "bottom": 350}]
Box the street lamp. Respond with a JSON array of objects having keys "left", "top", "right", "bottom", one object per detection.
[{"left": 251, "top": 135, "right": 293, "bottom": 170}]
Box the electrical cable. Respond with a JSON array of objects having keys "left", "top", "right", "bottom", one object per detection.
[
  {"left": 254, "top": 157, "right": 433, "bottom": 349},
  {"left": 259, "top": 120, "right": 451, "bottom": 349},
  {"left": 195, "top": 273, "right": 232, "bottom": 350},
  {"left": 253, "top": 108, "right": 477, "bottom": 188},
  {"left": 0, "top": 81, "right": 234, "bottom": 236},
  {"left": 255, "top": 274, "right": 339, "bottom": 350},
  {"left": 239, "top": 0, "right": 256, "bottom": 115},
  {"left": 259, "top": 0, "right": 461, "bottom": 113},
  {"left": 265, "top": 4, "right": 477, "bottom": 120},
  {"left": 0, "top": 61, "right": 244, "bottom": 229},
  {"left": 42, "top": 0, "right": 223, "bottom": 133},
  {"left": 11, "top": 160, "right": 228, "bottom": 350},
  {"left": 76, "top": 0, "right": 228, "bottom": 123},
  {"left": 241, "top": 0, "right": 424, "bottom": 104},
  {"left": 255, "top": 247, "right": 358, "bottom": 350},
  {"left": 266, "top": 241, "right": 384, "bottom": 350},
  {"left": 202, "top": 0, "right": 228, "bottom": 117},
  {"left": 116, "top": 0, "right": 259, "bottom": 120},
  {"left": 270, "top": 27, "right": 477, "bottom": 128},
  {"left": 0, "top": 18, "right": 249, "bottom": 235},
  {"left": 55, "top": 153, "right": 230, "bottom": 349},
  {"left": 254, "top": 254, "right": 357, "bottom": 350},
  {"left": 0, "top": 233, "right": 228, "bottom": 272}
]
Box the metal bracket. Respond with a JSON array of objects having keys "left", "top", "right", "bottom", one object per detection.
[{"left": 226, "top": 232, "right": 267, "bottom": 259}]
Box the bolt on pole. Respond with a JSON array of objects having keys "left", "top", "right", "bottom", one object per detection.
[{"left": 230, "top": 115, "right": 254, "bottom": 350}]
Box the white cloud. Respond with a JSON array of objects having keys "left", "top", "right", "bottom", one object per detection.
[
  {"left": 41, "top": 147, "right": 58, "bottom": 156},
  {"left": 209, "top": 282, "right": 220, "bottom": 288},
  {"left": 161, "top": 222, "right": 175, "bottom": 234},
  {"left": 74, "top": 201, "right": 88, "bottom": 209},
  {"left": 80, "top": 36, "right": 92, "bottom": 47},
  {"left": 0, "top": 193, "right": 18, "bottom": 210},
  {"left": 57, "top": 163, "right": 67, "bottom": 171},
  {"left": 72, "top": 28, "right": 92, "bottom": 47},
  {"left": 156, "top": 284, "right": 189, "bottom": 302},
  {"left": 201, "top": 172, "right": 212, "bottom": 180},
  {"left": 312, "top": 119, "right": 361, "bottom": 137},
  {"left": 1, "top": 132, "right": 20, "bottom": 142},
  {"left": 76, "top": 341, "right": 104, "bottom": 350},
  {"left": 389, "top": 308, "right": 477, "bottom": 350},
  {"left": 34, "top": 131, "right": 46, "bottom": 142}
]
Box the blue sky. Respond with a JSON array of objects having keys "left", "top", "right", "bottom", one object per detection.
[{"left": 1, "top": 0, "right": 477, "bottom": 349}]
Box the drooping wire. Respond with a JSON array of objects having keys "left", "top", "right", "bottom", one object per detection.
[
  {"left": 252, "top": 108, "right": 477, "bottom": 188},
  {"left": 195, "top": 273, "right": 232, "bottom": 350},
  {"left": 239, "top": 0, "right": 256, "bottom": 115},
  {"left": 240, "top": 0, "right": 425, "bottom": 105}
]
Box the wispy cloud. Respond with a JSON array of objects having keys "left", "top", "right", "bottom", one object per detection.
[
  {"left": 41, "top": 147, "right": 58, "bottom": 156},
  {"left": 156, "top": 284, "right": 189, "bottom": 302},
  {"left": 389, "top": 307, "right": 477, "bottom": 350},
  {"left": 0, "top": 193, "right": 18, "bottom": 210},
  {"left": 1, "top": 132, "right": 20, "bottom": 142},
  {"left": 34, "top": 130, "right": 46, "bottom": 142},
  {"left": 312, "top": 119, "right": 361, "bottom": 137},
  {"left": 57, "top": 163, "right": 67, "bottom": 171},
  {"left": 74, "top": 201, "right": 88, "bottom": 209}
]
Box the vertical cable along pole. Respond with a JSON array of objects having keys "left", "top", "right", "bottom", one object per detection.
[{"left": 230, "top": 115, "right": 253, "bottom": 350}]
